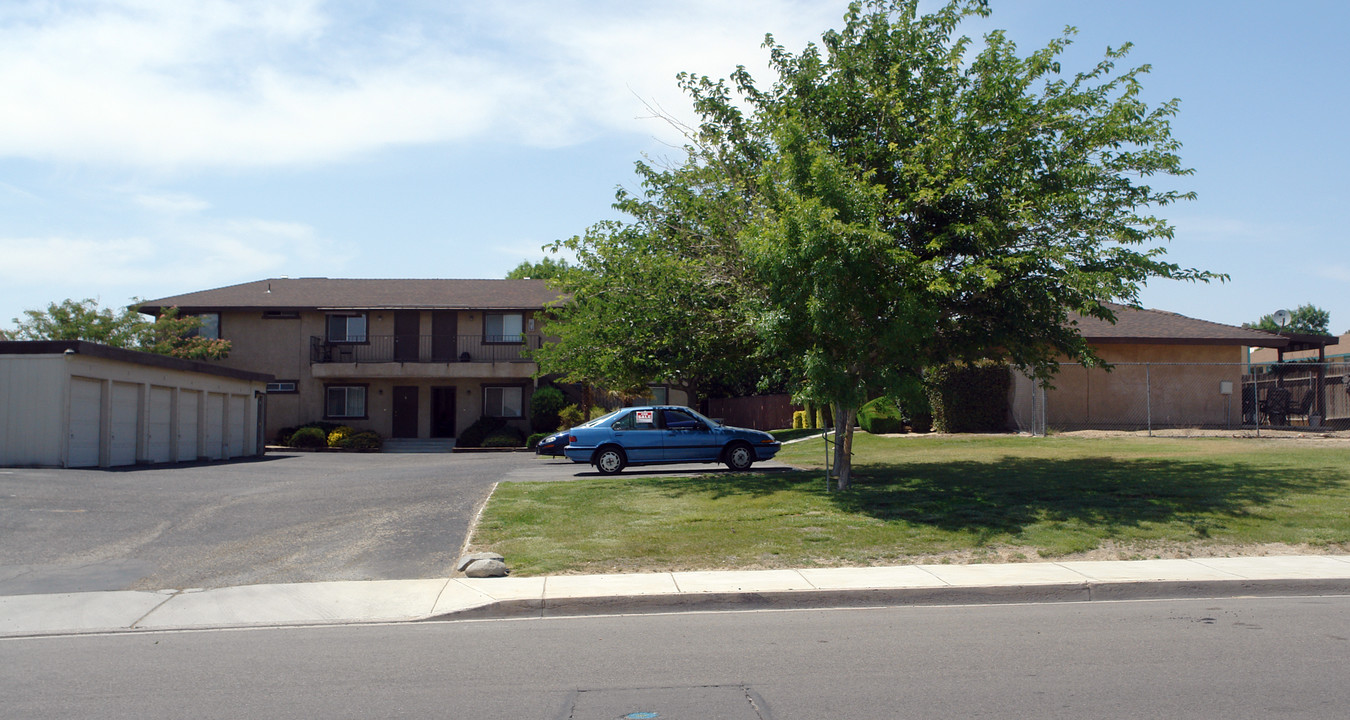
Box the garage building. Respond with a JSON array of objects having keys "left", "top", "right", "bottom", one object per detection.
[{"left": 0, "top": 341, "right": 272, "bottom": 468}]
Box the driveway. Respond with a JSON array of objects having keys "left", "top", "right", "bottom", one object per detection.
[
  {"left": 0, "top": 451, "right": 793, "bottom": 596},
  {"left": 0, "top": 452, "right": 546, "bottom": 595}
]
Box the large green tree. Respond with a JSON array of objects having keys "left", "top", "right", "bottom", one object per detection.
[
  {"left": 1244, "top": 304, "right": 1331, "bottom": 336},
  {"left": 687, "top": 0, "right": 1220, "bottom": 487},
  {"left": 533, "top": 152, "right": 764, "bottom": 408},
  {"left": 8, "top": 298, "right": 148, "bottom": 346},
  {"left": 506, "top": 256, "right": 574, "bottom": 280},
  {"left": 6, "top": 298, "right": 230, "bottom": 360}
]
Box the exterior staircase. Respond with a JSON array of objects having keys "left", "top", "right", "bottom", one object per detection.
[{"left": 382, "top": 438, "right": 457, "bottom": 454}]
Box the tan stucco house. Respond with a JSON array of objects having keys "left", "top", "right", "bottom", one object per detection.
[
  {"left": 138, "top": 278, "right": 563, "bottom": 444},
  {"left": 1010, "top": 304, "right": 1313, "bottom": 430}
]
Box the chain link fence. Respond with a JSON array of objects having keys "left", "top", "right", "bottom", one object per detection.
[{"left": 1010, "top": 362, "right": 1350, "bottom": 437}]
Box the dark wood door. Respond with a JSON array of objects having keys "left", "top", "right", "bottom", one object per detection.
[
  {"left": 392, "top": 386, "right": 419, "bottom": 438},
  {"left": 394, "top": 311, "right": 419, "bottom": 362},
  {"left": 431, "top": 311, "right": 458, "bottom": 362},
  {"left": 431, "top": 387, "right": 456, "bottom": 438}
]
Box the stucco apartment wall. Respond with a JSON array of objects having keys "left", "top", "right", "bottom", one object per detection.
[
  {"left": 208, "top": 309, "right": 545, "bottom": 442},
  {"left": 1029, "top": 344, "right": 1248, "bottom": 429}
]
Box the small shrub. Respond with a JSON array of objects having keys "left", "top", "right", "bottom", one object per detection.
[
  {"left": 529, "top": 386, "right": 568, "bottom": 433},
  {"left": 326, "top": 426, "right": 357, "bottom": 447},
  {"left": 527, "top": 432, "right": 549, "bottom": 449},
  {"left": 817, "top": 404, "right": 834, "bottom": 430},
  {"left": 858, "top": 397, "right": 907, "bottom": 434},
  {"left": 457, "top": 416, "right": 508, "bottom": 448},
  {"left": 482, "top": 432, "right": 524, "bottom": 448},
  {"left": 274, "top": 426, "right": 298, "bottom": 445},
  {"left": 792, "top": 410, "right": 807, "bottom": 429},
  {"left": 557, "top": 404, "right": 584, "bottom": 430},
  {"left": 335, "top": 431, "right": 382, "bottom": 451},
  {"left": 288, "top": 426, "right": 327, "bottom": 448}
]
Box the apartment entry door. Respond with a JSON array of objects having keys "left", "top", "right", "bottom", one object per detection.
[
  {"left": 392, "top": 386, "right": 419, "bottom": 439},
  {"left": 394, "top": 311, "right": 419, "bottom": 362},
  {"left": 431, "top": 387, "right": 456, "bottom": 438}
]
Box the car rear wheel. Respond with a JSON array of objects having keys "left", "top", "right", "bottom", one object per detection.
[
  {"left": 725, "top": 442, "right": 755, "bottom": 471},
  {"left": 594, "top": 446, "right": 627, "bottom": 475}
]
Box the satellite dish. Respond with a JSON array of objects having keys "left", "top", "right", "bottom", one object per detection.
[{"left": 1273, "top": 309, "right": 1292, "bottom": 329}]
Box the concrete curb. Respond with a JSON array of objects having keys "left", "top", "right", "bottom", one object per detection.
[
  {"left": 4, "top": 556, "right": 1348, "bottom": 638},
  {"left": 430, "top": 577, "right": 1350, "bottom": 621}
]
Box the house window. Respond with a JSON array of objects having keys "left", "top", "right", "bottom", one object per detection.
[
  {"left": 266, "top": 380, "right": 298, "bottom": 394},
  {"left": 326, "top": 385, "right": 367, "bottom": 418},
  {"left": 327, "top": 314, "right": 367, "bottom": 343},
  {"left": 649, "top": 386, "right": 669, "bottom": 405},
  {"left": 484, "top": 313, "right": 523, "bottom": 343},
  {"left": 262, "top": 311, "right": 299, "bottom": 320},
  {"left": 483, "top": 386, "right": 523, "bottom": 418},
  {"left": 183, "top": 312, "right": 221, "bottom": 339}
]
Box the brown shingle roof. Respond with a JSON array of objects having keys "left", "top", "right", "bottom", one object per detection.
[
  {"left": 1073, "top": 303, "right": 1288, "bottom": 348},
  {"left": 138, "top": 278, "right": 564, "bottom": 313}
]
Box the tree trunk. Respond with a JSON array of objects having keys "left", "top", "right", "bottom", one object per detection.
[{"left": 832, "top": 402, "right": 857, "bottom": 491}]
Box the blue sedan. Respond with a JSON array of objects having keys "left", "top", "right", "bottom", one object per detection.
[{"left": 562, "top": 405, "right": 781, "bottom": 474}]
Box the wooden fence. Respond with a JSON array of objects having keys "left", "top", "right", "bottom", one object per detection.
[{"left": 706, "top": 395, "right": 800, "bottom": 430}]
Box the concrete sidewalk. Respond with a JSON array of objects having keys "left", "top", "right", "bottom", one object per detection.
[{"left": 4, "top": 555, "right": 1349, "bottom": 638}]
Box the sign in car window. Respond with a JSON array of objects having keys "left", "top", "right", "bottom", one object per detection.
[{"left": 635, "top": 410, "right": 654, "bottom": 425}]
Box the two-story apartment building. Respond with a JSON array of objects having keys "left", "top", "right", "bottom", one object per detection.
[{"left": 138, "top": 278, "right": 563, "bottom": 443}]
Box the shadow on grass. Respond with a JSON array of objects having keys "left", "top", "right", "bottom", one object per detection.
[{"left": 644, "top": 456, "right": 1345, "bottom": 537}]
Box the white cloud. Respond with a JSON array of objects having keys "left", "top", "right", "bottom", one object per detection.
[
  {"left": 0, "top": 0, "right": 846, "bottom": 168},
  {"left": 132, "top": 191, "right": 211, "bottom": 214},
  {"left": 0, "top": 215, "right": 352, "bottom": 302}
]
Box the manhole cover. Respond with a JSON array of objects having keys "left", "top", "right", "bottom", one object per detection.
[{"left": 561, "top": 685, "right": 771, "bottom": 720}]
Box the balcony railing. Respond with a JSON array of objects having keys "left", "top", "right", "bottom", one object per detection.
[{"left": 310, "top": 335, "right": 541, "bottom": 364}]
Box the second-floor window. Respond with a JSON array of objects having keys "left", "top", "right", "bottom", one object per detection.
[
  {"left": 484, "top": 313, "right": 523, "bottom": 343},
  {"left": 327, "top": 314, "right": 367, "bottom": 343}
]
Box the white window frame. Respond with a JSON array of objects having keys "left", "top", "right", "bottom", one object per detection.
[
  {"left": 266, "top": 381, "right": 298, "bottom": 394},
  {"left": 483, "top": 386, "right": 523, "bottom": 418}
]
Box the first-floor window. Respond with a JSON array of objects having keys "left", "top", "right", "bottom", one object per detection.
[
  {"left": 267, "top": 380, "right": 298, "bottom": 394},
  {"left": 483, "top": 386, "right": 522, "bottom": 418},
  {"left": 326, "top": 385, "right": 366, "bottom": 418}
]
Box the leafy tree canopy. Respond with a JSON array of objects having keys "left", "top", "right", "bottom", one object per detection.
[
  {"left": 7, "top": 298, "right": 147, "bottom": 346},
  {"left": 506, "top": 256, "right": 575, "bottom": 280},
  {"left": 535, "top": 0, "right": 1222, "bottom": 487},
  {"left": 1243, "top": 304, "right": 1331, "bottom": 336},
  {"left": 5, "top": 298, "right": 230, "bottom": 360}
]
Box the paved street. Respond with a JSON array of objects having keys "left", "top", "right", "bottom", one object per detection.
[
  {"left": 6, "top": 596, "right": 1349, "bottom": 719},
  {"left": 0, "top": 451, "right": 791, "bottom": 595}
]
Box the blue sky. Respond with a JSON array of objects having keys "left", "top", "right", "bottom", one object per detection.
[{"left": 2, "top": 0, "right": 1347, "bottom": 335}]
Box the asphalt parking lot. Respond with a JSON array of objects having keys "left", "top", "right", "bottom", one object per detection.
[{"left": 0, "top": 451, "right": 791, "bottom": 596}]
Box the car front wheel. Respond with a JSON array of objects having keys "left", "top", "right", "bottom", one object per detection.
[
  {"left": 725, "top": 442, "right": 755, "bottom": 471},
  {"left": 594, "top": 447, "right": 627, "bottom": 475}
]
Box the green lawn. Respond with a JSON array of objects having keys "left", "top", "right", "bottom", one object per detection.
[{"left": 469, "top": 434, "right": 1350, "bottom": 575}]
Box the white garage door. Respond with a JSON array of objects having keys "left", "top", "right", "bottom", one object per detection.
[
  {"left": 109, "top": 382, "right": 140, "bottom": 466},
  {"left": 68, "top": 377, "right": 103, "bottom": 468},
  {"left": 147, "top": 386, "right": 173, "bottom": 463},
  {"left": 204, "top": 393, "right": 225, "bottom": 460},
  {"left": 228, "top": 394, "right": 247, "bottom": 458},
  {"left": 177, "top": 391, "right": 199, "bottom": 462}
]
